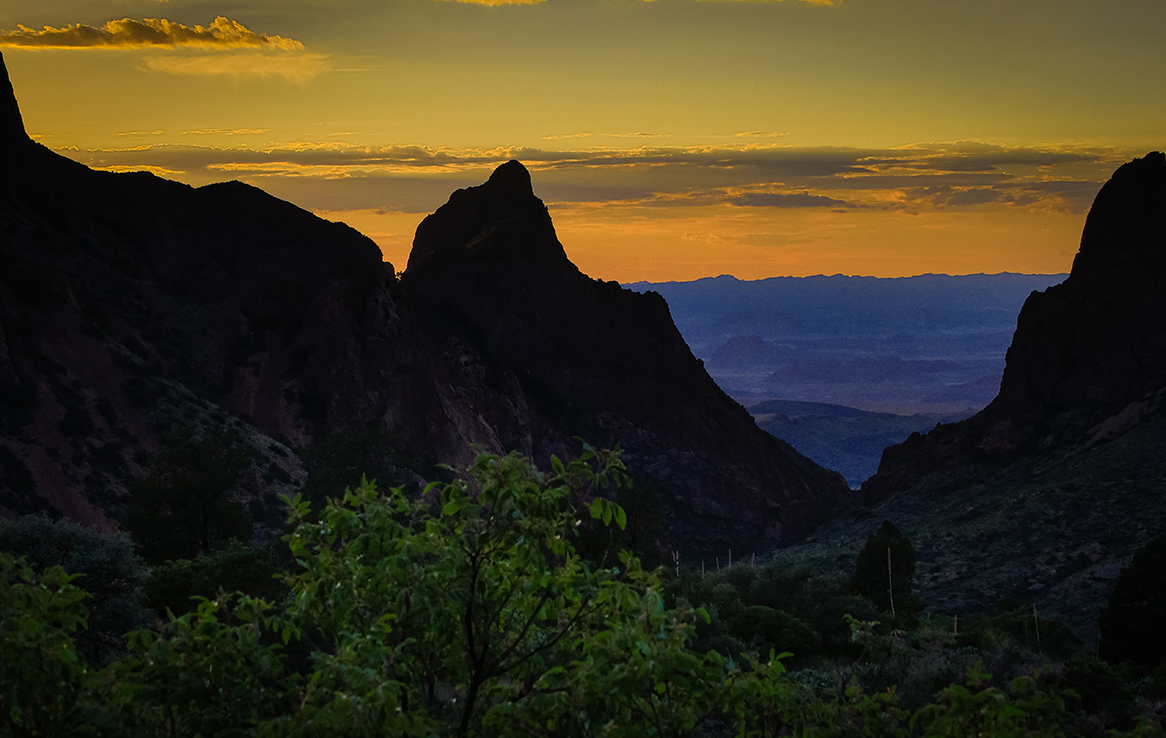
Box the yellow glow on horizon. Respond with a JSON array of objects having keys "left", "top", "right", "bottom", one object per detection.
[
  {"left": 321, "top": 202, "right": 1083, "bottom": 284},
  {"left": 547, "top": 204, "right": 1083, "bottom": 282}
]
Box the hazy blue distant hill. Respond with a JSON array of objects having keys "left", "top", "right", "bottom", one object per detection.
[
  {"left": 627, "top": 272, "right": 1066, "bottom": 415},
  {"left": 747, "top": 400, "right": 969, "bottom": 487},
  {"left": 627, "top": 273, "right": 1065, "bottom": 485}
]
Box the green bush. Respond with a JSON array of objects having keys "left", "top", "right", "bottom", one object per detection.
[
  {"left": 0, "top": 515, "right": 151, "bottom": 663},
  {"left": 3, "top": 448, "right": 1165, "bottom": 737},
  {"left": 141, "top": 540, "right": 287, "bottom": 619}
]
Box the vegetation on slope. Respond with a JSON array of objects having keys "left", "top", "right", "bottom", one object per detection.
[{"left": 4, "top": 447, "right": 1166, "bottom": 736}]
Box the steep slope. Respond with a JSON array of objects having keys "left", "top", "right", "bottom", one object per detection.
[
  {"left": 863, "top": 152, "right": 1166, "bottom": 504},
  {"left": 792, "top": 152, "right": 1166, "bottom": 638},
  {"left": 0, "top": 53, "right": 845, "bottom": 554},
  {"left": 402, "top": 160, "right": 849, "bottom": 554},
  {"left": 0, "top": 53, "right": 514, "bottom": 528}
]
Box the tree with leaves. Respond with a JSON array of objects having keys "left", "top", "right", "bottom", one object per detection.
[
  {"left": 122, "top": 426, "right": 255, "bottom": 564},
  {"left": 850, "top": 520, "right": 922, "bottom": 622}
]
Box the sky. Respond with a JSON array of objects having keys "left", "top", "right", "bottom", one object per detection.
[{"left": 2, "top": 0, "right": 1163, "bottom": 282}]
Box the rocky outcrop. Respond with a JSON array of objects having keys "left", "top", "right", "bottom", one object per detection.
[
  {"left": 0, "top": 53, "right": 845, "bottom": 553},
  {"left": 863, "top": 152, "right": 1166, "bottom": 503},
  {"left": 403, "top": 161, "right": 849, "bottom": 553}
]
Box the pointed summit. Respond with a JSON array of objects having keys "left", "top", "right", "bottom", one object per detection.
[
  {"left": 0, "top": 52, "right": 30, "bottom": 146},
  {"left": 405, "top": 160, "right": 571, "bottom": 275}
]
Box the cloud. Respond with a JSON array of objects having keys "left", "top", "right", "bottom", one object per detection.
[
  {"left": 181, "top": 128, "right": 269, "bottom": 136},
  {"left": 61, "top": 140, "right": 1121, "bottom": 216},
  {"left": 541, "top": 132, "right": 669, "bottom": 140},
  {"left": 435, "top": 0, "right": 547, "bottom": 5},
  {"left": 438, "top": 0, "right": 837, "bottom": 4},
  {"left": 728, "top": 191, "right": 857, "bottom": 208},
  {"left": 0, "top": 17, "right": 303, "bottom": 50},
  {"left": 140, "top": 53, "right": 330, "bottom": 83},
  {"left": 735, "top": 131, "right": 790, "bottom": 138},
  {"left": 692, "top": 0, "right": 843, "bottom": 4}
]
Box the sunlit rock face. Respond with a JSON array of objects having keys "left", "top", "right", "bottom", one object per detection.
[
  {"left": 0, "top": 51, "right": 845, "bottom": 554},
  {"left": 863, "top": 152, "right": 1166, "bottom": 504}
]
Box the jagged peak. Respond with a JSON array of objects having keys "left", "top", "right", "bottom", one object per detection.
[
  {"left": 0, "top": 52, "right": 30, "bottom": 146},
  {"left": 405, "top": 160, "right": 572, "bottom": 275}
]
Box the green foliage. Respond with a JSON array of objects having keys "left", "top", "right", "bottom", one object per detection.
[
  {"left": 1100, "top": 535, "right": 1166, "bottom": 666},
  {"left": 123, "top": 425, "right": 256, "bottom": 564},
  {"left": 298, "top": 426, "right": 423, "bottom": 517},
  {"left": 912, "top": 662, "right": 1075, "bottom": 738},
  {"left": 0, "top": 553, "right": 102, "bottom": 736},
  {"left": 279, "top": 445, "right": 716, "bottom": 736},
  {"left": 141, "top": 540, "right": 287, "bottom": 619},
  {"left": 0, "top": 514, "right": 151, "bottom": 663},
  {"left": 669, "top": 561, "right": 880, "bottom": 664},
  {"left": 729, "top": 605, "right": 821, "bottom": 660},
  {"left": 5, "top": 446, "right": 1166, "bottom": 737},
  {"left": 113, "top": 594, "right": 296, "bottom": 737},
  {"left": 851, "top": 521, "right": 922, "bottom": 622}
]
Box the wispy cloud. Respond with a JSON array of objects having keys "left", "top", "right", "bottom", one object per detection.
[
  {"left": 450, "top": 0, "right": 843, "bottom": 4},
  {"left": 692, "top": 0, "right": 843, "bottom": 4},
  {"left": 435, "top": 0, "right": 547, "bottom": 5},
  {"left": 64, "top": 140, "right": 1123, "bottom": 216},
  {"left": 727, "top": 191, "right": 859, "bottom": 208},
  {"left": 609, "top": 132, "right": 669, "bottom": 138},
  {"left": 181, "top": 128, "right": 269, "bottom": 136},
  {"left": 0, "top": 17, "right": 304, "bottom": 50},
  {"left": 140, "top": 53, "right": 330, "bottom": 83},
  {"left": 542, "top": 132, "right": 669, "bottom": 140},
  {"left": 736, "top": 131, "right": 790, "bottom": 138}
]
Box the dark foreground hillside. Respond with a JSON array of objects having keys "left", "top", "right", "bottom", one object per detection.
[{"left": 788, "top": 152, "right": 1166, "bottom": 642}]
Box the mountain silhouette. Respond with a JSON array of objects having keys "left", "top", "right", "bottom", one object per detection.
[
  {"left": 864, "top": 151, "right": 1166, "bottom": 502},
  {"left": 402, "top": 159, "right": 849, "bottom": 553},
  {"left": 0, "top": 52, "right": 845, "bottom": 555}
]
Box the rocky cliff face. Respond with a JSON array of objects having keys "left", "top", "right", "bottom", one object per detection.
[
  {"left": 863, "top": 152, "right": 1166, "bottom": 503},
  {"left": 0, "top": 52, "right": 845, "bottom": 553}
]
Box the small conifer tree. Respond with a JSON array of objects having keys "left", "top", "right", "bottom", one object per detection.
[{"left": 850, "top": 520, "right": 922, "bottom": 621}]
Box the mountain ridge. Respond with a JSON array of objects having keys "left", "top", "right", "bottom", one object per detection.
[{"left": 0, "top": 52, "right": 846, "bottom": 555}]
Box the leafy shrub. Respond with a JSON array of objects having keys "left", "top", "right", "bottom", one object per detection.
[
  {"left": 0, "top": 553, "right": 108, "bottom": 735},
  {"left": 141, "top": 539, "right": 287, "bottom": 619},
  {"left": 0, "top": 515, "right": 150, "bottom": 663}
]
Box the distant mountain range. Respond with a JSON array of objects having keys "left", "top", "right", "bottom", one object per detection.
[
  {"left": 628, "top": 271, "right": 1066, "bottom": 414},
  {"left": 625, "top": 271, "right": 1066, "bottom": 484}
]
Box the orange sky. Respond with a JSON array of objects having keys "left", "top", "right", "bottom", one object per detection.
[{"left": 3, "top": 0, "right": 1162, "bottom": 281}]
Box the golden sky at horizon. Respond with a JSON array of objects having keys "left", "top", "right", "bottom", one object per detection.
[{"left": 2, "top": 0, "right": 1162, "bottom": 282}]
